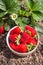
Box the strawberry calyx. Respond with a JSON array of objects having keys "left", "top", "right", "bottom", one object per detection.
[
  {"left": 34, "top": 34, "right": 38, "bottom": 40},
  {"left": 15, "top": 34, "right": 21, "bottom": 45},
  {"left": 25, "top": 30, "right": 31, "bottom": 35},
  {"left": 27, "top": 44, "right": 35, "bottom": 51}
]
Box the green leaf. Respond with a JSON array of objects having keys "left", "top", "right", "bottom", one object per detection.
[
  {"left": 25, "top": 0, "right": 34, "bottom": 11},
  {"left": 24, "top": 0, "right": 43, "bottom": 22},
  {"left": 0, "top": 18, "right": 3, "bottom": 27},
  {"left": 32, "top": 0, "right": 43, "bottom": 13},
  {"left": 4, "top": 23, "right": 10, "bottom": 31},
  {"left": 15, "top": 17, "right": 28, "bottom": 29},
  {"left": 14, "top": 0, "right": 22, "bottom": 5},
  {"left": 35, "top": 24, "right": 43, "bottom": 36},
  {"left": 32, "top": 11, "right": 43, "bottom": 21},
  {"left": 0, "top": 11, "right": 7, "bottom": 17},
  {"left": 3, "top": 0, "right": 20, "bottom": 14},
  {"left": 19, "top": 9, "right": 31, "bottom": 17},
  {"left": 0, "top": 0, "right": 6, "bottom": 11}
]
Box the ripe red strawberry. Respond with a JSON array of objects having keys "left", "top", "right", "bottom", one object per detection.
[
  {"left": 10, "top": 27, "right": 21, "bottom": 35},
  {"left": 10, "top": 42, "right": 18, "bottom": 51},
  {"left": 20, "top": 37, "right": 26, "bottom": 44},
  {"left": 18, "top": 44, "right": 27, "bottom": 53},
  {"left": 20, "top": 32, "right": 31, "bottom": 44},
  {"left": 25, "top": 25, "right": 36, "bottom": 36},
  {"left": 9, "top": 34, "right": 18, "bottom": 42},
  {"left": 10, "top": 42, "right": 27, "bottom": 53},
  {"left": 29, "top": 37, "right": 37, "bottom": 45},
  {"left": 0, "top": 24, "right": 4, "bottom": 35}
]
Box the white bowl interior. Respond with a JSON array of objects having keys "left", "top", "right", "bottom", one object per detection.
[{"left": 6, "top": 26, "right": 39, "bottom": 56}]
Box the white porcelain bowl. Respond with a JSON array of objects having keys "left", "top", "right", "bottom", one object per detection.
[{"left": 6, "top": 26, "right": 39, "bottom": 56}]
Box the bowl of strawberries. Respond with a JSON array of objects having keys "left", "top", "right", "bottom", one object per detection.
[{"left": 6, "top": 25, "right": 39, "bottom": 56}]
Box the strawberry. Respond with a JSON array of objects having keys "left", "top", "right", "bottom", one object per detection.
[
  {"left": 17, "top": 44, "right": 27, "bottom": 53},
  {"left": 29, "top": 37, "right": 37, "bottom": 45},
  {"left": 25, "top": 25, "right": 36, "bottom": 36},
  {"left": 9, "top": 34, "right": 18, "bottom": 42},
  {"left": 10, "top": 27, "right": 21, "bottom": 35},
  {"left": 10, "top": 42, "right": 18, "bottom": 51},
  {"left": 20, "top": 32, "right": 31, "bottom": 44},
  {"left": 0, "top": 24, "right": 4, "bottom": 35},
  {"left": 20, "top": 31, "right": 23, "bottom": 35},
  {"left": 20, "top": 37, "right": 26, "bottom": 44},
  {"left": 10, "top": 42, "right": 27, "bottom": 53}
]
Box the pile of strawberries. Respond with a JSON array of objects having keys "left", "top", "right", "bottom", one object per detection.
[{"left": 9, "top": 25, "right": 37, "bottom": 53}]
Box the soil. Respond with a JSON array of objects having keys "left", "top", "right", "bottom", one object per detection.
[{"left": 0, "top": 32, "right": 43, "bottom": 65}]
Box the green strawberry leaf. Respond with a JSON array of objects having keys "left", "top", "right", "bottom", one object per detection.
[
  {"left": 25, "top": 0, "right": 34, "bottom": 11},
  {"left": 4, "top": 23, "right": 10, "bottom": 31},
  {"left": 24, "top": 0, "right": 43, "bottom": 22},
  {"left": 14, "top": 0, "right": 22, "bottom": 5},
  {"left": 3, "top": 0, "right": 20, "bottom": 14},
  {"left": 15, "top": 17, "right": 28, "bottom": 29},
  {"left": 0, "top": 18, "right": 3, "bottom": 27},
  {"left": 32, "top": 11, "right": 43, "bottom": 21},
  {"left": 0, "top": 0, "right": 6, "bottom": 11},
  {"left": 32, "top": 0, "right": 43, "bottom": 13},
  {"left": 0, "top": 11, "right": 7, "bottom": 17},
  {"left": 19, "top": 9, "right": 31, "bottom": 17},
  {"left": 35, "top": 24, "right": 43, "bottom": 36}
]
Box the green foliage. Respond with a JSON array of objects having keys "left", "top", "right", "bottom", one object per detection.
[
  {"left": 32, "top": 0, "right": 43, "bottom": 13},
  {"left": 4, "top": 23, "right": 10, "bottom": 31},
  {"left": 19, "top": 8, "right": 31, "bottom": 17},
  {"left": 32, "top": 11, "right": 43, "bottom": 21},
  {"left": 0, "top": 0, "right": 43, "bottom": 35},
  {"left": 35, "top": 24, "right": 43, "bottom": 36},
  {"left": 0, "top": 0, "right": 6, "bottom": 11},
  {"left": 15, "top": 17, "right": 28, "bottom": 29},
  {"left": 24, "top": 0, "right": 43, "bottom": 21},
  {"left": 0, "top": 0, "right": 7, "bottom": 17},
  {"left": 0, "top": 11, "right": 7, "bottom": 17},
  {"left": 2, "top": 0, "right": 20, "bottom": 14}
]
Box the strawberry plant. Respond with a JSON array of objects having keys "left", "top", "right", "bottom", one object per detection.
[{"left": 0, "top": 0, "right": 43, "bottom": 36}]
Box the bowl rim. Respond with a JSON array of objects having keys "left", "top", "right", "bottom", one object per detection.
[{"left": 6, "top": 26, "right": 39, "bottom": 56}]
